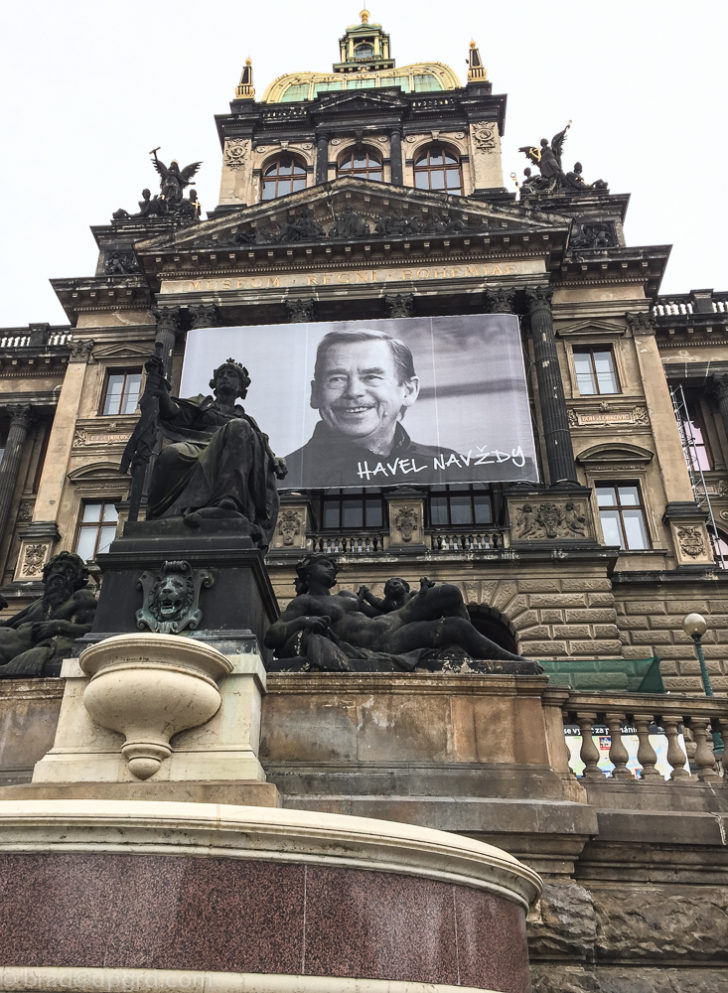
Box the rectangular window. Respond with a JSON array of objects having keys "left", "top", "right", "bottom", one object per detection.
[
  {"left": 596, "top": 483, "right": 649, "bottom": 550},
  {"left": 75, "top": 501, "right": 119, "bottom": 561},
  {"left": 320, "top": 490, "right": 384, "bottom": 530},
  {"left": 101, "top": 370, "right": 142, "bottom": 415},
  {"left": 429, "top": 485, "right": 493, "bottom": 527},
  {"left": 573, "top": 347, "right": 619, "bottom": 395}
]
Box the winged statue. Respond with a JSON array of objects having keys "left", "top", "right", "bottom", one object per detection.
[
  {"left": 518, "top": 122, "right": 571, "bottom": 180},
  {"left": 150, "top": 150, "right": 202, "bottom": 205}
]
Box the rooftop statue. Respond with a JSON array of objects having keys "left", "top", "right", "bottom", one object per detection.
[
  {"left": 137, "top": 355, "right": 286, "bottom": 547},
  {"left": 265, "top": 554, "right": 542, "bottom": 674},
  {"left": 0, "top": 552, "right": 96, "bottom": 679},
  {"left": 519, "top": 125, "right": 608, "bottom": 198},
  {"left": 150, "top": 149, "right": 202, "bottom": 207}
]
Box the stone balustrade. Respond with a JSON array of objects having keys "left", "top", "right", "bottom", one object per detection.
[
  {"left": 307, "top": 531, "right": 389, "bottom": 555},
  {"left": 427, "top": 527, "right": 508, "bottom": 552},
  {"left": 562, "top": 689, "right": 728, "bottom": 784}
]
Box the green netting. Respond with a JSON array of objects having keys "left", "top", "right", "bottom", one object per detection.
[{"left": 540, "top": 657, "right": 665, "bottom": 694}]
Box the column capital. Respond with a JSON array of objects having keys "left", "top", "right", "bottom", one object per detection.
[
  {"left": 68, "top": 338, "right": 95, "bottom": 364},
  {"left": 153, "top": 306, "right": 184, "bottom": 335},
  {"left": 6, "top": 402, "right": 34, "bottom": 429},
  {"left": 625, "top": 311, "right": 656, "bottom": 336},
  {"left": 484, "top": 287, "right": 515, "bottom": 313},
  {"left": 188, "top": 304, "right": 220, "bottom": 330},
  {"left": 523, "top": 285, "right": 553, "bottom": 309}
]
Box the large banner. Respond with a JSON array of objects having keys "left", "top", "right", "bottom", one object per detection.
[{"left": 181, "top": 315, "right": 539, "bottom": 490}]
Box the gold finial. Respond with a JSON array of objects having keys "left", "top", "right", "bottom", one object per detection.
[
  {"left": 470, "top": 40, "right": 476, "bottom": 48},
  {"left": 245, "top": 57, "right": 252, "bottom": 66},
  {"left": 467, "top": 40, "right": 487, "bottom": 82},
  {"left": 360, "top": 8, "right": 370, "bottom": 23},
  {"left": 235, "top": 57, "right": 255, "bottom": 99}
]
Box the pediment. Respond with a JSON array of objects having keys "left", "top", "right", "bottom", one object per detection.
[
  {"left": 92, "top": 342, "right": 152, "bottom": 361},
  {"left": 67, "top": 462, "right": 127, "bottom": 483},
  {"left": 556, "top": 319, "right": 627, "bottom": 338},
  {"left": 136, "top": 177, "right": 567, "bottom": 258},
  {"left": 314, "top": 90, "right": 408, "bottom": 114},
  {"left": 576, "top": 443, "right": 654, "bottom": 466}
]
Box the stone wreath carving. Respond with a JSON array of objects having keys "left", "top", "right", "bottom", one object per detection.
[
  {"left": 676, "top": 526, "right": 706, "bottom": 559},
  {"left": 21, "top": 543, "right": 48, "bottom": 578},
  {"left": 514, "top": 502, "right": 588, "bottom": 540},
  {"left": 278, "top": 509, "right": 303, "bottom": 546},
  {"left": 224, "top": 139, "right": 249, "bottom": 170},
  {"left": 136, "top": 561, "right": 213, "bottom": 634},
  {"left": 394, "top": 506, "right": 418, "bottom": 542},
  {"left": 471, "top": 122, "right": 498, "bottom": 152}
]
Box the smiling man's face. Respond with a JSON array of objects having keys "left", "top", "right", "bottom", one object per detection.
[{"left": 311, "top": 339, "right": 419, "bottom": 456}]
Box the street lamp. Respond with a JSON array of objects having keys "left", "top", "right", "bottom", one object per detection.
[{"left": 682, "top": 612, "right": 724, "bottom": 752}]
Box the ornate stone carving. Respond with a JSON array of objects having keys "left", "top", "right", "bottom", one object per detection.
[
  {"left": 69, "top": 339, "right": 95, "bottom": 363},
  {"left": 328, "top": 207, "right": 371, "bottom": 240},
  {"left": 394, "top": 506, "right": 417, "bottom": 542},
  {"left": 104, "top": 252, "right": 141, "bottom": 275},
  {"left": 485, "top": 287, "right": 515, "bottom": 313},
  {"left": 677, "top": 526, "right": 706, "bottom": 558},
  {"left": 188, "top": 304, "right": 220, "bottom": 330},
  {"left": 471, "top": 122, "right": 498, "bottom": 152},
  {"left": 286, "top": 298, "right": 315, "bottom": 323},
  {"left": 570, "top": 222, "right": 617, "bottom": 250},
  {"left": 568, "top": 409, "right": 578, "bottom": 427},
  {"left": 135, "top": 560, "right": 213, "bottom": 635},
  {"left": 625, "top": 312, "right": 657, "bottom": 336},
  {"left": 384, "top": 294, "right": 415, "bottom": 319},
  {"left": 514, "top": 501, "right": 589, "bottom": 540},
  {"left": 20, "top": 543, "right": 48, "bottom": 577},
  {"left": 224, "top": 138, "right": 249, "bottom": 170},
  {"left": 278, "top": 509, "right": 303, "bottom": 546}
]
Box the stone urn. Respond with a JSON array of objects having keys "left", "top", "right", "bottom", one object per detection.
[{"left": 80, "top": 633, "right": 233, "bottom": 780}]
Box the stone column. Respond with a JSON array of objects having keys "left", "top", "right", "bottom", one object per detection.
[
  {"left": 389, "top": 130, "right": 403, "bottom": 186},
  {"left": 316, "top": 135, "right": 329, "bottom": 184},
  {"left": 714, "top": 375, "right": 728, "bottom": 446},
  {"left": 525, "top": 286, "right": 577, "bottom": 484},
  {"left": 0, "top": 404, "right": 33, "bottom": 542},
  {"left": 154, "top": 306, "right": 183, "bottom": 377}
]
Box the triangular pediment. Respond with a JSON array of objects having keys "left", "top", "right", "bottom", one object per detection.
[
  {"left": 556, "top": 319, "right": 627, "bottom": 337},
  {"left": 135, "top": 177, "right": 568, "bottom": 259},
  {"left": 314, "top": 90, "right": 408, "bottom": 114}
]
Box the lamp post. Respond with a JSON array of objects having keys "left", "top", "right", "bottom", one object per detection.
[{"left": 682, "top": 612, "right": 724, "bottom": 753}]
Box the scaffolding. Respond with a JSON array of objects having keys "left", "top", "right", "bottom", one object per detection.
[{"left": 670, "top": 384, "right": 725, "bottom": 568}]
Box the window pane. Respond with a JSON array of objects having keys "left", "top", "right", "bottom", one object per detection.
[
  {"left": 430, "top": 495, "right": 448, "bottom": 525},
  {"left": 342, "top": 502, "right": 364, "bottom": 528},
  {"left": 323, "top": 503, "right": 340, "bottom": 529},
  {"left": 473, "top": 495, "right": 493, "bottom": 524},
  {"left": 617, "top": 485, "right": 640, "bottom": 506},
  {"left": 103, "top": 375, "right": 124, "bottom": 414},
  {"left": 596, "top": 486, "right": 617, "bottom": 507},
  {"left": 599, "top": 509, "right": 624, "bottom": 547},
  {"left": 82, "top": 503, "right": 102, "bottom": 523},
  {"left": 122, "top": 373, "right": 142, "bottom": 414},
  {"left": 101, "top": 503, "right": 118, "bottom": 522},
  {"left": 97, "top": 524, "right": 117, "bottom": 556},
  {"left": 365, "top": 499, "right": 383, "bottom": 527},
  {"left": 574, "top": 353, "right": 596, "bottom": 394},
  {"left": 429, "top": 170, "right": 445, "bottom": 190},
  {"left": 75, "top": 529, "right": 97, "bottom": 562},
  {"left": 623, "top": 510, "right": 649, "bottom": 549},
  {"left": 414, "top": 172, "right": 429, "bottom": 189},
  {"left": 593, "top": 352, "right": 618, "bottom": 393},
  {"left": 449, "top": 495, "right": 472, "bottom": 525}
]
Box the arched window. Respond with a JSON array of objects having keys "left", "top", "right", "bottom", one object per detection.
[
  {"left": 261, "top": 155, "right": 307, "bottom": 200},
  {"left": 337, "top": 147, "right": 383, "bottom": 182},
  {"left": 413, "top": 144, "right": 462, "bottom": 195},
  {"left": 354, "top": 42, "right": 374, "bottom": 59}
]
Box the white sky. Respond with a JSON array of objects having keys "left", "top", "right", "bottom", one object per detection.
[{"left": 1, "top": 1, "right": 726, "bottom": 328}]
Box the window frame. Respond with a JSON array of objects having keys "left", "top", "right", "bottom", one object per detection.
[
  {"left": 672, "top": 383, "right": 717, "bottom": 473},
  {"left": 317, "top": 489, "right": 386, "bottom": 531},
  {"left": 428, "top": 485, "right": 493, "bottom": 528},
  {"left": 572, "top": 345, "right": 620, "bottom": 396},
  {"left": 260, "top": 154, "right": 308, "bottom": 201},
  {"left": 595, "top": 481, "right": 651, "bottom": 551},
  {"left": 336, "top": 146, "right": 384, "bottom": 182},
  {"left": 74, "top": 499, "right": 120, "bottom": 562},
  {"left": 412, "top": 143, "right": 463, "bottom": 196},
  {"left": 100, "top": 368, "right": 142, "bottom": 416}
]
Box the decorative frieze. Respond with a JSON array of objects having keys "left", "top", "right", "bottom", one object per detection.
[
  {"left": 568, "top": 404, "right": 650, "bottom": 428},
  {"left": 511, "top": 499, "right": 592, "bottom": 542}
]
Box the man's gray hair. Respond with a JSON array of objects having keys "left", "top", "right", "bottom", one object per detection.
[{"left": 314, "top": 329, "right": 416, "bottom": 384}]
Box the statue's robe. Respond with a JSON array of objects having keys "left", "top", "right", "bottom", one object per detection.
[{"left": 147, "top": 395, "right": 280, "bottom": 548}]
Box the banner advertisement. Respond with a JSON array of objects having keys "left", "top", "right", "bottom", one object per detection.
[{"left": 181, "top": 315, "right": 539, "bottom": 490}]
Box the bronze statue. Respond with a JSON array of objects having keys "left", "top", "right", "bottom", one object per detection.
[
  {"left": 519, "top": 124, "right": 570, "bottom": 188},
  {"left": 150, "top": 150, "right": 202, "bottom": 207},
  {"left": 144, "top": 357, "right": 286, "bottom": 547},
  {"left": 265, "top": 555, "right": 541, "bottom": 674},
  {"left": 0, "top": 552, "right": 96, "bottom": 679}
]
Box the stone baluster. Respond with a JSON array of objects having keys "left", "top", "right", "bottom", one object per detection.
[
  {"left": 605, "top": 712, "right": 631, "bottom": 780},
  {"left": 524, "top": 286, "right": 578, "bottom": 485},
  {"left": 690, "top": 720, "right": 721, "bottom": 783},
  {"left": 576, "top": 713, "right": 601, "bottom": 780},
  {"left": 632, "top": 715, "right": 661, "bottom": 780},
  {"left": 0, "top": 404, "right": 33, "bottom": 543},
  {"left": 389, "top": 130, "right": 403, "bottom": 186},
  {"left": 662, "top": 716, "right": 690, "bottom": 781}
]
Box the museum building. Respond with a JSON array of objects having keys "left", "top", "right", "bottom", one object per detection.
[{"left": 0, "top": 13, "right": 726, "bottom": 993}]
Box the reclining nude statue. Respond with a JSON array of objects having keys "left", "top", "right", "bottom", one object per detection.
[
  {"left": 143, "top": 356, "right": 286, "bottom": 548},
  {"left": 0, "top": 552, "right": 97, "bottom": 679},
  {"left": 265, "top": 554, "right": 542, "bottom": 674}
]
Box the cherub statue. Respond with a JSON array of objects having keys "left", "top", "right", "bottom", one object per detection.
[{"left": 150, "top": 150, "right": 202, "bottom": 206}]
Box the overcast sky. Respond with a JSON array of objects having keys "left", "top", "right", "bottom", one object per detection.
[{"left": 1, "top": 1, "right": 726, "bottom": 328}]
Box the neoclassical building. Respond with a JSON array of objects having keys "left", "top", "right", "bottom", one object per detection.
[{"left": 0, "top": 16, "right": 727, "bottom": 993}]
